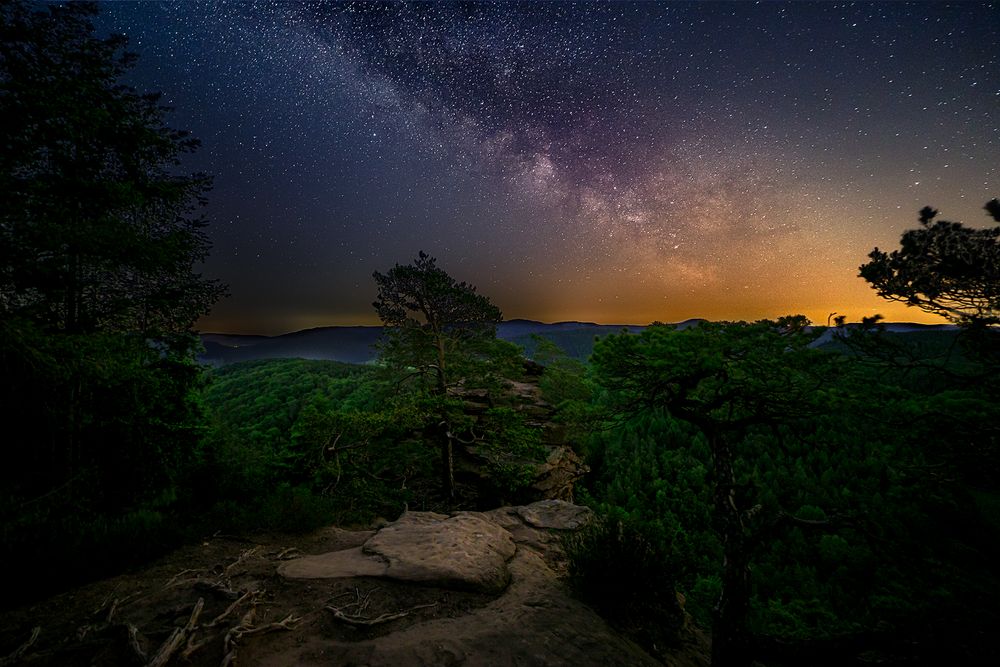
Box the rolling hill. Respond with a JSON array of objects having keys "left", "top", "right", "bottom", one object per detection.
[
  {"left": 198, "top": 319, "right": 648, "bottom": 365},
  {"left": 198, "top": 319, "right": 961, "bottom": 366}
]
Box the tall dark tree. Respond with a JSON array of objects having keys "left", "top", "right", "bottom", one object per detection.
[
  {"left": 373, "top": 251, "right": 505, "bottom": 395},
  {"left": 372, "top": 251, "right": 518, "bottom": 497},
  {"left": 0, "top": 0, "right": 223, "bottom": 345},
  {"left": 858, "top": 200, "right": 1000, "bottom": 482},
  {"left": 0, "top": 0, "right": 224, "bottom": 591},
  {"left": 592, "top": 317, "right": 843, "bottom": 667}
]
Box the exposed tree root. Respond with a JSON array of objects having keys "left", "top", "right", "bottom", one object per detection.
[
  {"left": 93, "top": 584, "right": 122, "bottom": 615},
  {"left": 180, "top": 632, "right": 212, "bottom": 661},
  {"left": 326, "top": 603, "right": 437, "bottom": 626},
  {"left": 237, "top": 613, "right": 300, "bottom": 637},
  {"left": 126, "top": 623, "right": 147, "bottom": 662},
  {"left": 163, "top": 568, "right": 200, "bottom": 589},
  {"left": 40, "top": 543, "right": 304, "bottom": 666},
  {"left": 106, "top": 597, "right": 121, "bottom": 624},
  {"left": 219, "top": 600, "right": 299, "bottom": 667},
  {"left": 273, "top": 547, "right": 300, "bottom": 560},
  {"left": 206, "top": 590, "right": 257, "bottom": 628},
  {"left": 88, "top": 589, "right": 144, "bottom": 629},
  {"left": 194, "top": 580, "right": 242, "bottom": 600},
  {"left": 325, "top": 589, "right": 437, "bottom": 627},
  {"left": 327, "top": 586, "right": 380, "bottom": 617},
  {"left": 146, "top": 597, "right": 203, "bottom": 667},
  {"left": 0, "top": 626, "right": 40, "bottom": 667},
  {"left": 223, "top": 547, "right": 258, "bottom": 584}
]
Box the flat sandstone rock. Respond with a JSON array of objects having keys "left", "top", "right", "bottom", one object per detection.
[
  {"left": 364, "top": 512, "right": 516, "bottom": 594},
  {"left": 276, "top": 546, "right": 387, "bottom": 579},
  {"left": 279, "top": 511, "right": 516, "bottom": 594},
  {"left": 514, "top": 498, "right": 593, "bottom": 530}
]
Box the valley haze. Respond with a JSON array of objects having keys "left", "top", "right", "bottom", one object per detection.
[{"left": 199, "top": 318, "right": 957, "bottom": 366}]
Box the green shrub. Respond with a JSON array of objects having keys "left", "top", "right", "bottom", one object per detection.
[
  {"left": 478, "top": 407, "right": 546, "bottom": 494},
  {"left": 257, "top": 484, "right": 338, "bottom": 533},
  {"left": 2, "top": 503, "right": 186, "bottom": 607},
  {"left": 566, "top": 516, "right": 684, "bottom": 650},
  {"left": 687, "top": 575, "right": 722, "bottom": 629}
]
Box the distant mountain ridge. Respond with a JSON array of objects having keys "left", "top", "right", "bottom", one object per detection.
[
  {"left": 198, "top": 319, "right": 958, "bottom": 366},
  {"left": 198, "top": 319, "right": 646, "bottom": 365},
  {"left": 200, "top": 326, "right": 383, "bottom": 365}
]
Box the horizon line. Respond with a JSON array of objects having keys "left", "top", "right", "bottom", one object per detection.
[{"left": 198, "top": 316, "right": 960, "bottom": 338}]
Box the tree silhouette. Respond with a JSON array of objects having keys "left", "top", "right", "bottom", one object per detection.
[
  {"left": 0, "top": 0, "right": 224, "bottom": 561},
  {"left": 0, "top": 0, "right": 224, "bottom": 344},
  {"left": 859, "top": 201, "right": 1000, "bottom": 327},
  {"left": 857, "top": 201, "right": 1000, "bottom": 486},
  {"left": 373, "top": 251, "right": 503, "bottom": 395}
]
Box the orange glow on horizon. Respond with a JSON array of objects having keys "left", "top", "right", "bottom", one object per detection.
[{"left": 198, "top": 292, "right": 948, "bottom": 336}]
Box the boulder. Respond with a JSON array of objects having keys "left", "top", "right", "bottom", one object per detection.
[
  {"left": 527, "top": 446, "right": 588, "bottom": 502},
  {"left": 363, "top": 512, "right": 516, "bottom": 594},
  {"left": 280, "top": 511, "right": 516, "bottom": 595},
  {"left": 277, "top": 545, "right": 387, "bottom": 579},
  {"left": 514, "top": 498, "right": 593, "bottom": 530}
]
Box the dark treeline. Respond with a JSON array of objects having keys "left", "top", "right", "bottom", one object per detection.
[
  {"left": 2, "top": 3, "right": 999, "bottom": 667},
  {"left": 1, "top": 0, "right": 224, "bottom": 595}
]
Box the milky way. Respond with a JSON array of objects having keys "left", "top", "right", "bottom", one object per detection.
[{"left": 98, "top": 1, "right": 998, "bottom": 333}]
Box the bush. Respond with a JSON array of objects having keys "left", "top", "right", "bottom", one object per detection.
[
  {"left": 1, "top": 503, "right": 186, "bottom": 607},
  {"left": 257, "top": 484, "right": 338, "bottom": 533},
  {"left": 477, "top": 407, "right": 546, "bottom": 495},
  {"left": 202, "top": 484, "right": 340, "bottom": 535},
  {"left": 565, "top": 516, "right": 684, "bottom": 651}
]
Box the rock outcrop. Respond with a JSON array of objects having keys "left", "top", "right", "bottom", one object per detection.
[
  {"left": 280, "top": 511, "right": 517, "bottom": 594},
  {"left": 0, "top": 500, "right": 710, "bottom": 667},
  {"left": 451, "top": 371, "right": 589, "bottom": 505},
  {"left": 275, "top": 499, "right": 671, "bottom": 666}
]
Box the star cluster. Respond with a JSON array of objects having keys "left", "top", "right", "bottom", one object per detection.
[{"left": 98, "top": 1, "right": 998, "bottom": 333}]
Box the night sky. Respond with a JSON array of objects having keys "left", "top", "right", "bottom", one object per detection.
[{"left": 96, "top": 1, "right": 998, "bottom": 335}]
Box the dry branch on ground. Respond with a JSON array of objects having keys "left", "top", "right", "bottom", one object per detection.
[{"left": 325, "top": 587, "right": 438, "bottom": 627}]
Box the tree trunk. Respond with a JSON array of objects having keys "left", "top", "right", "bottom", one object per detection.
[
  {"left": 710, "top": 431, "right": 752, "bottom": 667},
  {"left": 445, "top": 433, "right": 455, "bottom": 498},
  {"left": 66, "top": 250, "right": 80, "bottom": 333},
  {"left": 432, "top": 331, "right": 453, "bottom": 497},
  {"left": 435, "top": 334, "right": 447, "bottom": 395},
  {"left": 433, "top": 421, "right": 455, "bottom": 499}
]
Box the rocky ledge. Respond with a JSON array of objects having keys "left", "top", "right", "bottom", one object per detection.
[
  {"left": 274, "top": 499, "right": 663, "bottom": 666},
  {"left": 0, "top": 500, "right": 709, "bottom": 667}
]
